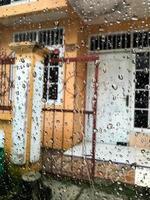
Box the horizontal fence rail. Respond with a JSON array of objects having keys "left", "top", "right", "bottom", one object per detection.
[{"left": 42, "top": 108, "right": 93, "bottom": 115}]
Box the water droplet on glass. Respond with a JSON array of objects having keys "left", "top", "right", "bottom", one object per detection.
[{"left": 112, "top": 84, "right": 118, "bottom": 90}]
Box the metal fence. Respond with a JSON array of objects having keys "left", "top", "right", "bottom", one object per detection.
[
  {"left": 42, "top": 54, "right": 99, "bottom": 181},
  {"left": 0, "top": 53, "right": 15, "bottom": 110}
]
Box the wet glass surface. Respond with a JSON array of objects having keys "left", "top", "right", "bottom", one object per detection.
[{"left": 1, "top": 0, "right": 150, "bottom": 199}]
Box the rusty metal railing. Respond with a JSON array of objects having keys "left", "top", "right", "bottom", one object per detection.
[
  {"left": 0, "top": 52, "right": 15, "bottom": 110},
  {"left": 42, "top": 54, "right": 99, "bottom": 181}
]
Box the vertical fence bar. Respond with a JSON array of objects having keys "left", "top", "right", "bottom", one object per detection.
[
  {"left": 0, "top": 63, "right": 3, "bottom": 106},
  {"left": 41, "top": 63, "right": 48, "bottom": 172},
  {"left": 92, "top": 62, "right": 99, "bottom": 179},
  {"left": 51, "top": 73, "right": 56, "bottom": 174},
  {"left": 3, "top": 63, "right": 6, "bottom": 107},
  {"left": 8, "top": 63, "right": 11, "bottom": 106},
  {"left": 81, "top": 62, "right": 87, "bottom": 180},
  {"left": 60, "top": 61, "right": 66, "bottom": 175},
  {"left": 71, "top": 61, "right": 77, "bottom": 176}
]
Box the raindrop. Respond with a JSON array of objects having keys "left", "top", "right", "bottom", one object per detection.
[
  {"left": 118, "top": 74, "right": 123, "bottom": 80},
  {"left": 113, "top": 96, "right": 116, "bottom": 100},
  {"left": 22, "top": 83, "right": 26, "bottom": 89},
  {"left": 107, "top": 123, "right": 113, "bottom": 129},
  {"left": 132, "top": 15, "right": 138, "bottom": 21},
  {"left": 103, "top": 68, "right": 107, "bottom": 73},
  {"left": 20, "top": 58, "right": 25, "bottom": 63},
  {"left": 41, "top": 98, "right": 47, "bottom": 103},
  {"left": 141, "top": 149, "right": 145, "bottom": 153},
  {"left": 33, "top": 71, "right": 37, "bottom": 78},
  {"left": 112, "top": 84, "right": 118, "bottom": 90},
  {"left": 144, "top": 68, "right": 149, "bottom": 74}
]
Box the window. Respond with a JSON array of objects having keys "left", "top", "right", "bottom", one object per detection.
[
  {"left": 90, "top": 31, "right": 150, "bottom": 51},
  {"left": 39, "top": 29, "right": 63, "bottom": 46},
  {"left": 133, "top": 31, "right": 149, "bottom": 48},
  {"left": 13, "top": 28, "right": 64, "bottom": 46},
  {"left": 43, "top": 51, "right": 63, "bottom": 103},
  {"left": 13, "top": 28, "right": 64, "bottom": 104},
  {"left": 134, "top": 52, "right": 150, "bottom": 128},
  {"left": 90, "top": 32, "right": 131, "bottom": 51},
  {"left": 14, "top": 31, "right": 37, "bottom": 43}
]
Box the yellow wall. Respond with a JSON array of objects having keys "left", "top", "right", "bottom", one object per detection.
[
  {"left": 0, "top": 13, "right": 87, "bottom": 152},
  {"left": 0, "top": 63, "right": 13, "bottom": 159},
  {"left": 0, "top": 112, "right": 12, "bottom": 156},
  {"left": 0, "top": 0, "right": 67, "bottom": 19},
  {"left": 43, "top": 18, "right": 87, "bottom": 150}
]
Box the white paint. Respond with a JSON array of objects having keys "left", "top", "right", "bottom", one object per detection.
[
  {"left": 135, "top": 167, "right": 150, "bottom": 187},
  {"left": 85, "top": 52, "right": 133, "bottom": 144},
  {"left": 136, "top": 149, "right": 150, "bottom": 168},
  {"left": 30, "top": 61, "right": 44, "bottom": 163},
  {"left": 12, "top": 59, "right": 30, "bottom": 165},
  {"left": 65, "top": 142, "right": 150, "bottom": 167},
  {"left": 65, "top": 142, "right": 135, "bottom": 165},
  {"left": 65, "top": 142, "right": 150, "bottom": 187},
  {"left": 0, "top": 130, "right": 4, "bottom": 148},
  {"left": 64, "top": 141, "right": 92, "bottom": 158}
]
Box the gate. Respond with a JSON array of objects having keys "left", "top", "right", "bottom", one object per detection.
[{"left": 42, "top": 54, "right": 99, "bottom": 180}]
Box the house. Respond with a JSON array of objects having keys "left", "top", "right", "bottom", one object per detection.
[{"left": 0, "top": 0, "right": 150, "bottom": 188}]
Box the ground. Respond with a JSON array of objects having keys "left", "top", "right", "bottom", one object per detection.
[
  {"left": 42, "top": 175, "right": 150, "bottom": 200},
  {"left": 0, "top": 168, "right": 149, "bottom": 199}
]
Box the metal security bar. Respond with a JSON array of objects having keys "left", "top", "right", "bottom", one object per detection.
[
  {"left": 0, "top": 53, "right": 15, "bottom": 110},
  {"left": 90, "top": 31, "right": 150, "bottom": 51},
  {"left": 14, "top": 28, "right": 64, "bottom": 46}
]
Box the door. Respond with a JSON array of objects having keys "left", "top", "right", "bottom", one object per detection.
[{"left": 85, "top": 52, "right": 133, "bottom": 145}]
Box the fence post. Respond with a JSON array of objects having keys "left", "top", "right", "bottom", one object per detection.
[
  {"left": 92, "top": 62, "right": 99, "bottom": 179},
  {"left": 9, "top": 42, "right": 49, "bottom": 169}
]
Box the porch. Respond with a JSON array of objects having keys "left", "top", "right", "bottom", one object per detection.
[{"left": 42, "top": 141, "right": 150, "bottom": 186}]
